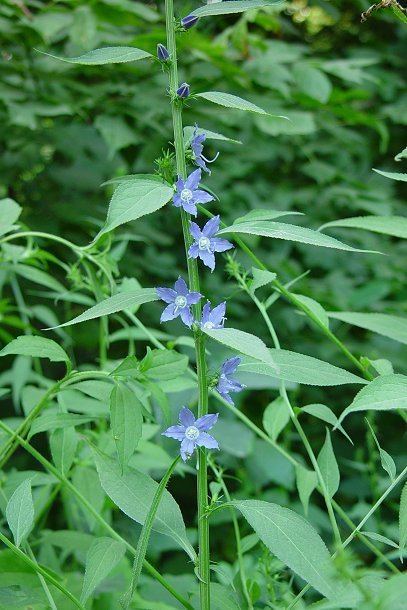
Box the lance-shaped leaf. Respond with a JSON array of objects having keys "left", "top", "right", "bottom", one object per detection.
[
  {"left": 338, "top": 374, "right": 407, "bottom": 423},
  {"left": 373, "top": 169, "right": 407, "bottom": 182},
  {"left": 0, "top": 336, "right": 69, "bottom": 363},
  {"left": 399, "top": 482, "right": 407, "bottom": 561},
  {"left": 98, "top": 178, "right": 174, "bottom": 237},
  {"left": 317, "top": 429, "right": 340, "bottom": 499},
  {"left": 6, "top": 479, "right": 34, "bottom": 547},
  {"left": 218, "top": 221, "right": 381, "bottom": 253},
  {"left": 28, "top": 413, "right": 97, "bottom": 439},
  {"left": 320, "top": 215, "right": 407, "bottom": 239},
  {"left": 46, "top": 288, "right": 158, "bottom": 329},
  {"left": 40, "top": 46, "right": 151, "bottom": 65},
  {"left": 203, "top": 327, "right": 274, "bottom": 366},
  {"left": 328, "top": 311, "right": 407, "bottom": 346},
  {"left": 196, "top": 92, "right": 272, "bottom": 116},
  {"left": 190, "top": 0, "right": 282, "bottom": 17},
  {"left": 110, "top": 382, "right": 142, "bottom": 471},
  {"left": 184, "top": 126, "right": 242, "bottom": 145},
  {"left": 81, "top": 537, "right": 126, "bottom": 604}
]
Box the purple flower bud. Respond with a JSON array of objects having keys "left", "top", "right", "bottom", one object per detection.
[
  {"left": 181, "top": 14, "right": 199, "bottom": 30},
  {"left": 176, "top": 82, "right": 190, "bottom": 99},
  {"left": 157, "top": 43, "right": 170, "bottom": 62}
]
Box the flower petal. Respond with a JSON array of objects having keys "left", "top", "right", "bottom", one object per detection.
[
  {"left": 209, "top": 301, "right": 226, "bottom": 326},
  {"left": 202, "top": 215, "right": 220, "bottom": 238},
  {"left": 179, "top": 407, "right": 195, "bottom": 427},
  {"left": 180, "top": 437, "right": 196, "bottom": 461},
  {"left": 195, "top": 432, "right": 219, "bottom": 450},
  {"left": 172, "top": 194, "right": 182, "bottom": 208},
  {"left": 199, "top": 249, "right": 216, "bottom": 271},
  {"left": 181, "top": 200, "right": 198, "bottom": 216},
  {"left": 160, "top": 303, "right": 178, "bottom": 323},
  {"left": 193, "top": 189, "right": 214, "bottom": 204},
  {"left": 180, "top": 307, "right": 194, "bottom": 327},
  {"left": 156, "top": 287, "right": 176, "bottom": 304},
  {"left": 201, "top": 301, "right": 211, "bottom": 325},
  {"left": 162, "top": 425, "right": 186, "bottom": 440},
  {"left": 174, "top": 276, "right": 188, "bottom": 295},
  {"left": 218, "top": 390, "right": 234, "bottom": 405},
  {"left": 186, "top": 291, "right": 203, "bottom": 305},
  {"left": 188, "top": 244, "right": 200, "bottom": 259},
  {"left": 175, "top": 176, "right": 185, "bottom": 192},
  {"left": 211, "top": 237, "right": 234, "bottom": 253},
  {"left": 185, "top": 168, "right": 201, "bottom": 191},
  {"left": 189, "top": 221, "right": 202, "bottom": 241},
  {"left": 195, "top": 413, "right": 218, "bottom": 431},
  {"left": 222, "top": 357, "right": 241, "bottom": 376}
]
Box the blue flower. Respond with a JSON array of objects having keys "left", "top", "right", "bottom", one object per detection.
[
  {"left": 200, "top": 301, "right": 226, "bottom": 330},
  {"left": 173, "top": 168, "right": 214, "bottom": 216},
  {"left": 156, "top": 277, "right": 202, "bottom": 327},
  {"left": 217, "top": 357, "right": 246, "bottom": 405},
  {"left": 162, "top": 407, "right": 219, "bottom": 461},
  {"left": 176, "top": 82, "right": 190, "bottom": 98},
  {"left": 188, "top": 215, "right": 233, "bottom": 271},
  {"left": 157, "top": 43, "right": 170, "bottom": 62},
  {"left": 181, "top": 14, "right": 199, "bottom": 30},
  {"left": 191, "top": 126, "right": 219, "bottom": 174}
]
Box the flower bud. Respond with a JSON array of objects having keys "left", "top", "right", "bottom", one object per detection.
[
  {"left": 176, "top": 82, "right": 190, "bottom": 99},
  {"left": 181, "top": 14, "right": 199, "bottom": 30},
  {"left": 157, "top": 43, "right": 169, "bottom": 62}
]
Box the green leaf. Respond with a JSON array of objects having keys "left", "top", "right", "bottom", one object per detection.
[
  {"left": 50, "top": 427, "right": 78, "bottom": 476},
  {"left": 6, "top": 479, "right": 34, "bottom": 548},
  {"left": 0, "top": 198, "right": 22, "bottom": 237},
  {"left": 184, "top": 126, "right": 242, "bottom": 145},
  {"left": 328, "top": 311, "right": 407, "bottom": 345},
  {"left": 263, "top": 397, "right": 290, "bottom": 441},
  {"left": 251, "top": 267, "right": 277, "bottom": 291},
  {"left": 93, "top": 449, "right": 195, "bottom": 560},
  {"left": 12, "top": 264, "right": 66, "bottom": 293},
  {"left": 373, "top": 169, "right": 407, "bottom": 182},
  {"left": 301, "top": 404, "right": 352, "bottom": 443},
  {"left": 232, "top": 499, "right": 348, "bottom": 600},
  {"left": 295, "top": 465, "right": 318, "bottom": 516},
  {"left": 98, "top": 178, "right": 174, "bottom": 237},
  {"left": 376, "top": 573, "right": 407, "bottom": 610},
  {"left": 0, "top": 336, "right": 69, "bottom": 363},
  {"left": 399, "top": 482, "right": 407, "bottom": 560},
  {"left": 190, "top": 0, "right": 281, "bottom": 17},
  {"left": 217, "top": 221, "right": 381, "bottom": 253},
  {"left": 47, "top": 288, "right": 158, "bottom": 329},
  {"left": 239, "top": 349, "right": 366, "bottom": 386},
  {"left": 80, "top": 537, "right": 126, "bottom": 604},
  {"left": 293, "top": 294, "right": 329, "bottom": 329},
  {"left": 293, "top": 64, "right": 332, "bottom": 104},
  {"left": 365, "top": 420, "right": 396, "bottom": 481},
  {"left": 360, "top": 531, "right": 398, "bottom": 549},
  {"left": 41, "top": 46, "right": 151, "bottom": 65},
  {"left": 320, "top": 215, "right": 407, "bottom": 239},
  {"left": 338, "top": 374, "right": 407, "bottom": 423},
  {"left": 317, "top": 429, "right": 340, "bottom": 498},
  {"left": 196, "top": 92, "right": 271, "bottom": 116},
  {"left": 234, "top": 209, "right": 303, "bottom": 224},
  {"left": 29, "top": 413, "right": 96, "bottom": 439},
  {"left": 141, "top": 349, "right": 189, "bottom": 381},
  {"left": 203, "top": 327, "right": 274, "bottom": 365},
  {"left": 110, "top": 382, "right": 142, "bottom": 471}
]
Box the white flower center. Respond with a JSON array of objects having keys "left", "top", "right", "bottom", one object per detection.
[
  {"left": 198, "top": 236, "right": 211, "bottom": 250},
  {"left": 180, "top": 188, "right": 193, "bottom": 203},
  {"left": 175, "top": 295, "right": 187, "bottom": 309},
  {"left": 185, "top": 425, "right": 200, "bottom": 440},
  {"left": 203, "top": 321, "right": 215, "bottom": 330}
]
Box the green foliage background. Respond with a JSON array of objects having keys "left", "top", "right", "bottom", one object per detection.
[{"left": 0, "top": 1, "right": 406, "bottom": 608}]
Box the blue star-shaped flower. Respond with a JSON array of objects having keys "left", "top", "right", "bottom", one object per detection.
[
  {"left": 188, "top": 215, "right": 233, "bottom": 271},
  {"left": 162, "top": 407, "right": 219, "bottom": 461},
  {"left": 172, "top": 168, "right": 214, "bottom": 216},
  {"left": 156, "top": 277, "right": 202, "bottom": 327},
  {"left": 217, "top": 357, "right": 246, "bottom": 405},
  {"left": 200, "top": 301, "right": 226, "bottom": 330}
]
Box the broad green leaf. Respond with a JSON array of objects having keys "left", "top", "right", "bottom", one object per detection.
[
  {"left": 232, "top": 499, "right": 348, "bottom": 599},
  {"left": 373, "top": 169, "right": 407, "bottom": 182},
  {"left": 50, "top": 427, "right": 78, "bottom": 476},
  {"left": 28, "top": 413, "right": 96, "bottom": 439},
  {"left": 196, "top": 92, "right": 270, "bottom": 116},
  {"left": 141, "top": 348, "right": 189, "bottom": 381},
  {"left": 320, "top": 215, "right": 407, "bottom": 239},
  {"left": 296, "top": 465, "right": 318, "bottom": 516},
  {"left": 218, "top": 221, "right": 380, "bottom": 253},
  {"left": 41, "top": 46, "right": 151, "bottom": 65},
  {"left": 293, "top": 64, "right": 332, "bottom": 104},
  {"left": 239, "top": 349, "right": 366, "bottom": 386},
  {"left": 93, "top": 449, "right": 195, "bottom": 560},
  {"left": 0, "top": 336, "right": 69, "bottom": 363},
  {"left": 234, "top": 209, "right": 303, "bottom": 224},
  {"left": 399, "top": 482, "right": 407, "bottom": 560},
  {"left": 338, "top": 374, "right": 407, "bottom": 423},
  {"left": 328, "top": 311, "right": 407, "bottom": 345},
  {"left": 184, "top": 126, "right": 242, "bottom": 145},
  {"left": 80, "top": 537, "right": 126, "bottom": 604},
  {"left": 0, "top": 198, "right": 22, "bottom": 236},
  {"left": 6, "top": 479, "right": 34, "bottom": 547},
  {"left": 98, "top": 178, "right": 174, "bottom": 237},
  {"left": 293, "top": 294, "right": 329, "bottom": 329},
  {"left": 110, "top": 382, "right": 142, "bottom": 471},
  {"left": 190, "top": 0, "right": 281, "bottom": 17},
  {"left": 301, "top": 404, "right": 352, "bottom": 443},
  {"left": 317, "top": 429, "right": 340, "bottom": 498},
  {"left": 203, "top": 327, "right": 274, "bottom": 365},
  {"left": 376, "top": 573, "right": 407, "bottom": 610},
  {"left": 47, "top": 288, "right": 158, "bottom": 328},
  {"left": 263, "top": 397, "right": 290, "bottom": 441},
  {"left": 251, "top": 267, "right": 277, "bottom": 291},
  {"left": 366, "top": 420, "right": 396, "bottom": 481}
]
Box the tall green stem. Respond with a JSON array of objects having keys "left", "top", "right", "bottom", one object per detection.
[{"left": 165, "top": 2, "right": 210, "bottom": 607}]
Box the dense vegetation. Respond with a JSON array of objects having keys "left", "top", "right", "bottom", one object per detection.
[{"left": 0, "top": 1, "right": 406, "bottom": 609}]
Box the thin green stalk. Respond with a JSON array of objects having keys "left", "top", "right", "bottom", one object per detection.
[
  {"left": 0, "top": 420, "right": 194, "bottom": 610},
  {"left": 209, "top": 458, "right": 253, "bottom": 609},
  {"left": 26, "top": 543, "right": 58, "bottom": 610},
  {"left": 0, "top": 531, "right": 85, "bottom": 610},
  {"left": 165, "top": 2, "right": 211, "bottom": 607},
  {"left": 122, "top": 455, "right": 181, "bottom": 608}
]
